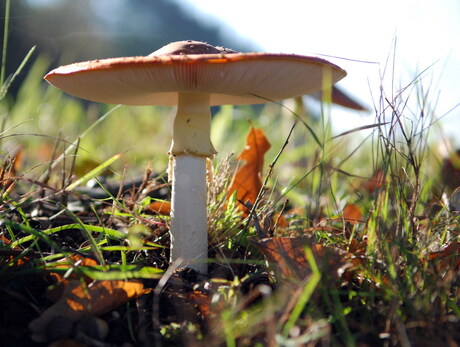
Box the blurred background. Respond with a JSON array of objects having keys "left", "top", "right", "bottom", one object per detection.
[
  {"left": 3, "top": 0, "right": 253, "bottom": 95},
  {"left": 1, "top": 0, "right": 459, "bottom": 174}
]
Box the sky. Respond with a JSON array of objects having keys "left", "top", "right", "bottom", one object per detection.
[{"left": 178, "top": 0, "right": 460, "bottom": 144}]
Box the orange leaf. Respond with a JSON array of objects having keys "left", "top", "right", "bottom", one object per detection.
[
  {"left": 343, "top": 203, "right": 362, "bottom": 225},
  {"left": 274, "top": 212, "right": 289, "bottom": 228},
  {"left": 361, "top": 169, "right": 385, "bottom": 193},
  {"left": 29, "top": 279, "right": 148, "bottom": 340},
  {"left": 228, "top": 127, "right": 271, "bottom": 215},
  {"left": 0, "top": 147, "right": 23, "bottom": 193},
  {"left": 45, "top": 255, "right": 101, "bottom": 301},
  {"left": 146, "top": 200, "right": 171, "bottom": 215},
  {"left": 188, "top": 290, "right": 212, "bottom": 318},
  {"left": 47, "top": 255, "right": 98, "bottom": 283},
  {"left": 0, "top": 234, "right": 14, "bottom": 247},
  {"left": 0, "top": 234, "right": 30, "bottom": 266}
]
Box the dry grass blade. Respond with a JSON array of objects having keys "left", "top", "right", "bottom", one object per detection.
[{"left": 332, "top": 122, "right": 388, "bottom": 139}]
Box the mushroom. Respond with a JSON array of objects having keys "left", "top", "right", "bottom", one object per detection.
[{"left": 44, "top": 40, "right": 346, "bottom": 273}]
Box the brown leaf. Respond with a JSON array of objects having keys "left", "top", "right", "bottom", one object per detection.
[
  {"left": 188, "top": 290, "right": 211, "bottom": 318},
  {"left": 347, "top": 238, "right": 368, "bottom": 254},
  {"left": 257, "top": 237, "right": 349, "bottom": 280},
  {"left": 46, "top": 255, "right": 99, "bottom": 301},
  {"left": 47, "top": 255, "right": 98, "bottom": 282},
  {"left": 343, "top": 203, "right": 362, "bottom": 225},
  {"left": 0, "top": 147, "right": 23, "bottom": 194},
  {"left": 273, "top": 212, "right": 289, "bottom": 228},
  {"left": 145, "top": 200, "right": 171, "bottom": 215},
  {"left": 429, "top": 242, "right": 460, "bottom": 270},
  {"left": 361, "top": 169, "right": 385, "bottom": 194},
  {"left": 228, "top": 127, "right": 271, "bottom": 215},
  {"left": 441, "top": 150, "right": 460, "bottom": 190},
  {"left": 0, "top": 234, "right": 30, "bottom": 266},
  {"left": 29, "top": 279, "right": 148, "bottom": 341},
  {"left": 429, "top": 242, "right": 460, "bottom": 260}
]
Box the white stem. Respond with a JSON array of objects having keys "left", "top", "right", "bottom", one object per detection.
[
  {"left": 168, "top": 92, "right": 215, "bottom": 273},
  {"left": 170, "top": 92, "right": 216, "bottom": 157},
  {"left": 170, "top": 155, "right": 208, "bottom": 273}
]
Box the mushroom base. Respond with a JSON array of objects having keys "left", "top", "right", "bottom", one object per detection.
[{"left": 169, "top": 154, "right": 208, "bottom": 273}]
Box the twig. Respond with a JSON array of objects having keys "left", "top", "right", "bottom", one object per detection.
[{"left": 244, "top": 121, "right": 297, "bottom": 232}]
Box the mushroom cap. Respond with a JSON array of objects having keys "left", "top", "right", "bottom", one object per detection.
[{"left": 45, "top": 41, "right": 347, "bottom": 106}]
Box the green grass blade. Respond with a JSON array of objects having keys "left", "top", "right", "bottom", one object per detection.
[
  {"left": 0, "top": 46, "right": 36, "bottom": 100},
  {"left": 2, "top": 220, "right": 60, "bottom": 250},
  {"left": 96, "top": 245, "right": 163, "bottom": 251},
  {"left": 331, "top": 122, "right": 389, "bottom": 140},
  {"left": 43, "top": 264, "right": 163, "bottom": 280},
  {"left": 66, "top": 152, "right": 123, "bottom": 191},
  {"left": 66, "top": 211, "right": 107, "bottom": 265},
  {"left": 0, "top": 0, "right": 11, "bottom": 86},
  {"left": 10, "top": 223, "right": 126, "bottom": 248},
  {"left": 282, "top": 246, "right": 321, "bottom": 337},
  {"left": 37, "top": 104, "right": 122, "bottom": 181}
]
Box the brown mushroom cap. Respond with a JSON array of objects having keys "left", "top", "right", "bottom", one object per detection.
[{"left": 45, "top": 41, "right": 347, "bottom": 106}]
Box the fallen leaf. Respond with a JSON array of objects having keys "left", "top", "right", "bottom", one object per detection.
[
  {"left": 273, "top": 212, "right": 289, "bottom": 228},
  {"left": 441, "top": 150, "right": 460, "bottom": 190},
  {"left": 347, "top": 238, "right": 368, "bottom": 254},
  {"left": 146, "top": 200, "right": 171, "bottom": 215},
  {"left": 46, "top": 255, "right": 99, "bottom": 301},
  {"left": 343, "top": 203, "right": 362, "bottom": 225},
  {"left": 0, "top": 146, "right": 23, "bottom": 194},
  {"left": 228, "top": 127, "right": 271, "bottom": 215},
  {"left": 257, "top": 237, "right": 349, "bottom": 280},
  {"left": 361, "top": 169, "right": 385, "bottom": 194},
  {"left": 428, "top": 242, "right": 460, "bottom": 270},
  {"left": 29, "top": 279, "right": 148, "bottom": 342},
  {"left": 0, "top": 234, "right": 30, "bottom": 266},
  {"left": 273, "top": 206, "right": 305, "bottom": 231},
  {"left": 0, "top": 234, "right": 12, "bottom": 245},
  {"left": 188, "top": 290, "right": 211, "bottom": 318},
  {"left": 36, "top": 142, "right": 59, "bottom": 164},
  {"left": 47, "top": 255, "right": 98, "bottom": 282}
]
